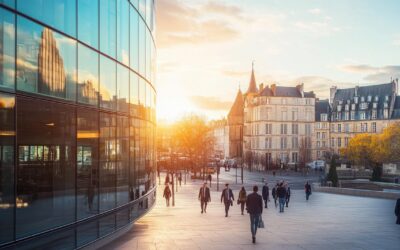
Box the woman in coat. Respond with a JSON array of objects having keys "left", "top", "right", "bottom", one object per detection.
[
  {"left": 163, "top": 183, "right": 172, "bottom": 207},
  {"left": 238, "top": 186, "right": 247, "bottom": 215}
]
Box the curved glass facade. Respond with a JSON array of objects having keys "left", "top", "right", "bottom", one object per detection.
[{"left": 0, "top": 0, "right": 156, "bottom": 248}]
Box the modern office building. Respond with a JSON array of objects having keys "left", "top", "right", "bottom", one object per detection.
[{"left": 0, "top": 0, "right": 156, "bottom": 248}]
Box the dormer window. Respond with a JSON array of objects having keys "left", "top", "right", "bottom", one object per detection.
[
  {"left": 354, "top": 96, "right": 359, "bottom": 104},
  {"left": 347, "top": 100, "right": 351, "bottom": 104},
  {"left": 384, "top": 102, "right": 388, "bottom": 108},
  {"left": 375, "top": 96, "right": 379, "bottom": 102},
  {"left": 367, "top": 95, "right": 372, "bottom": 102},
  {"left": 385, "top": 95, "right": 389, "bottom": 101},
  {"left": 351, "top": 103, "right": 356, "bottom": 110},
  {"left": 338, "top": 100, "right": 343, "bottom": 105},
  {"left": 360, "top": 102, "right": 368, "bottom": 110},
  {"left": 372, "top": 103, "right": 378, "bottom": 109},
  {"left": 361, "top": 96, "right": 365, "bottom": 102},
  {"left": 337, "top": 105, "right": 342, "bottom": 111},
  {"left": 345, "top": 104, "right": 349, "bottom": 111}
]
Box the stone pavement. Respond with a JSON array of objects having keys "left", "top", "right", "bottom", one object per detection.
[{"left": 101, "top": 172, "right": 400, "bottom": 250}]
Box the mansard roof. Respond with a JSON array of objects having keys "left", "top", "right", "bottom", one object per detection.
[
  {"left": 315, "top": 99, "right": 330, "bottom": 121},
  {"left": 392, "top": 96, "right": 400, "bottom": 119},
  {"left": 259, "top": 85, "right": 315, "bottom": 98},
  {"left": 333, "top": 83, "right": 394, "bottom": 105}
]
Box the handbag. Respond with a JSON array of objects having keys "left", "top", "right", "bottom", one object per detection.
[{"left": 258, "top": 216, "right": 265, "bottom": 228}]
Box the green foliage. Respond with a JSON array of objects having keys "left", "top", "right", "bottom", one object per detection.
[{"left": 327, "top": 155, "right": 339, "bottom": 187}]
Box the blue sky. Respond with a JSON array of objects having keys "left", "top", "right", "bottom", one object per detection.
[{"left": 156, "top": 0, "right": 400, "bottom": 121}]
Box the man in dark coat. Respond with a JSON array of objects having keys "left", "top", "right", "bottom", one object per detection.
[
  {"left": 163, "top": 184, "right": 172, "bottom": 207},
  {"left": 305, "top": 181, "right": 312, "bottom": 201},
  {"left": 395, "top": 198, "right": 400, "bottom": 224},
  {"left": 271, "top": 185, "right": 277, "bottom": 207},
  {"left": 246, "top": 185, "right": 263, "bottom": 244},
  {"left": 277, "top": 182, "right": 286, "bottom": 213},
  {"left": 285, "top": 183, "right": 291, "bottom": 208},
  {"left": 262, "top": 182, "right": 269, "bottom": 208},
  {"left": 198, "top": 182, "right": 211, "bottom": 213},
  {"left": 221, "top": 183, "right": 234, "bottom": 217}
]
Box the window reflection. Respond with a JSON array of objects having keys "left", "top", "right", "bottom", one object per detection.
[
  {"left": 78, "top": 0, "right": 99, "bottom": 49},
  {"left": 116, "top": 116, "right": 129, "bottom": 206},
  {"left": 16, "top": 97, "right": 76, "bottom": 238},
  {"left": 0, "top": 93, "right": 15, "bottom": 244},
  {"left": 117, "top": 0, "right": 129, "bottom": 65},
  {"left": 117, "top": 64, "right": 129, "bottom": 113},
  {"left": 0, "top": 8, "right": 15, "bottom": 90},
  {"left": 17, "top": 0, "right": 76, "bottom": 37},
  {"left": 78, "top": 44, "right": 99, "bottom": 106},
  {"left": 100, "top": 0, "right": 116, "bottom": 58},
  {"left": 77, "top": 108, "right": 99, "bottom": 219},
  {"left": 130, "top": 72, "right": 139, "bottom": 117},
  {"left": 17, "top": 17, "right": 76, "bottom": 101},
  {"left": 138, "top": 18, "right": 146, "bottom": 76},
  {"left": 130, "top": 6, "right": 139, "bottom": 72},
  {"left": 99, "top": 113, "right": 116, "bottom": 211},
  {"left": 100, "top": 56, "right": 116, "bottom": 110}
]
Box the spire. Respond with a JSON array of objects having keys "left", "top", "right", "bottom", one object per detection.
[
  {"left": 246, "top": 62, "right": 258, "bottom": 94},
  {"left": 228, "top": 88, "right": 244, "bottom": 117}
]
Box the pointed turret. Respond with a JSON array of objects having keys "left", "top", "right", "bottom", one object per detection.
[
  {"left": 246, "top": 62, "right": 258, "bottom": 94},
  {"left": 228, "top": 88, "right": 244, "bottom": 118}
]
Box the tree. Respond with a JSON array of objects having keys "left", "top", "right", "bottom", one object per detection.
[{"left": 326, "top": 154, "right": 339, "bottom": 187}]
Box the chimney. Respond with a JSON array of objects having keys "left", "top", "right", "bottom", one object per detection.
[
  {"left": 329, "top": 86, "right": 337, "bottom": 104},
  {"left": 259, "top": 83, "right": 264, "bottom": 91},
  {"left": 271, "top": 84, "right": 277, "bottom": 96},
  {"left": 393, "top": 78, "right": 398, "bottom": 94},
  {"left": 296, "top": 83, "right": 304, "bottom": 97}
]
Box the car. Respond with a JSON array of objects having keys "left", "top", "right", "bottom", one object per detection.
[{"left": 306, "top": 160, "right": 325, "bottom": 170}]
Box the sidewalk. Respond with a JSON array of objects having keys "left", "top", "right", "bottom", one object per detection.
[{"left": 101, "top": 173, "right": 400, "bottom": 250}]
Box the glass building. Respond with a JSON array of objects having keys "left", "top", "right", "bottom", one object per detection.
[{"left": 0, "top": 0, "right": 157, "bottom": 248}]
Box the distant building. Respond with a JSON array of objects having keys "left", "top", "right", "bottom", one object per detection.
[
  {"left": 313, "top": 99, "right": 330, "bottom": 160},
  {"left": 227, "top": 88, "right": 244, "bottom": 159},
  {"left": 209, "top": 119, "right": 229, "bottom": 159}
]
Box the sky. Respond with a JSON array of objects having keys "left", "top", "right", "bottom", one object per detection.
[{"left": 155, "top": 0, "right": 400, "bottom": 122}]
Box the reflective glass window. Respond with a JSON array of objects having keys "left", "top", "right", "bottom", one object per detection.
[
  {"left": 0, "top": 0, "right": 15, "bottom": 8},
  {"left": 0, "top": 93, "right": 15, "bottom": 244},
  {"left": 17, "top": 17, "right": 77, "bottom": 101},
  {"left": 138, "top": 120, "right": 147, "bottom": 196},
  {"left": 78, "top": 0, "right": 99, "bottom": 49},
  {"left": 146, "top": 30, "right": 151, "bottom": 80},
  {"left": 129, "top": 118, "right": 137, "bottom": 201},
  {"left": 16, "top": 97, "right": 76, "bottom": 238},
  {"left": 130, "top": 0, "right": 138, "bottom": 10},
  {"left": 99, "top": 112, "right": 116, "bottom": 211},
  {"left": 0, "top": 8, "right": 15, "bottom": 90},
  {"left": 116, "top": 208, "right": 129, "bottom": 228},
  {"left": 116, "top": 116, "right": 129, "bottom": 206},
  {"left": 117, "top": 0, "right": 129, "bottom": 65},
  {"left": 77, "top": 221, "right": 98, "bottom": 248},
  {"left": 138, "top": 0, "right": 146, "bottom": 19},
  {"left": 138, "top": 18, "right": 146, "bottom": 76},
  {"left": 99, "top": 214, "right": 115, "bottom": 237},
  {"left": 139, "top": 78, "right": 146, "bottom": 119},
  {"left": 100, "top": 0, "right": 116, "bottom": 58},
  {"left": 17, "top": 0, "right": 76, "bottom": 37},
  {"left": 78, "top": 44, "right": 99, "bottom": 106},
  {"left": 77, "top": 108, "right": 99, "bottom": 219},
  {"left": 130, "top": 7, "right": 139, "bottom": 72},
  {"left": 146, "top": 0, "right": 152, "bottom": 28},
  {"left": 130, "top": 72, "right": 139, "bottom": 117},
  {"left": 117, "top": 64, "right": 129, "bottom": 113},
  {"left": 99, "top": 55, "right": 116, "bottom": 110}
]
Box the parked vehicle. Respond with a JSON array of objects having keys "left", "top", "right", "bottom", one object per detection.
[{"left": 307, "top": 160, "right": 325, "bottom": 170}]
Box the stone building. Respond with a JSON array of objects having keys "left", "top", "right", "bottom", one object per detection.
[
  {"left": 227, "top": 88, "right": 244, "bottom": 159},
  {"left": 313, "top": 99, "right": 330, "bottom": 160},
  {"left": 209, "top": 118, "right": 229, "bottom": 159}
]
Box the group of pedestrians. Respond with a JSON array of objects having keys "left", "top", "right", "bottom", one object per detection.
[{"left": 270, "top": 181, "right": 291, "bottom": 212}]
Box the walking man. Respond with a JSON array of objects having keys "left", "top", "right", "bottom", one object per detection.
[
  {"left": 221, "top": 183, "right": 234, "bottom": 217},
  {"left": 277, "top": 182, "right": 286, "bottom": 212},
  {"left": 246, "top": 185, "right": 263, "bottom": 244},
  {"left": 262, "top": 182, "right": 269, "bottom": 208},
  {"left": 178, "top": 172, "right": 182, "bottom": 186},
  {"left": 163, "top": 183, "right": 172, "bottom": 207},
  {"left": 198, "top": 182, "right": 211, "bottom": 213},
  {"left": 395, "top": 198, "right": 400, "bottom": 224},
  {"left": 285, "top": 183, "right": 291, "bottom": 208},
  {"left": 305, "top": 181, "right": 312, "bottom": 201},
  {"left": 272, "top": 184, "right": 277, "bottom": 207}
]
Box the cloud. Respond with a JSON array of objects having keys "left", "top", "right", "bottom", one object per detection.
[
  {"left": 340, "top": 64, "right": 400, "bottom": 82},
  {"left": 294, "top": 20, "right": 341, "bottom": 35},
  {"left": 190, "top": 96, "right": 233, "bottom": 111},
  {"left": 156, "top": 0, "right": 242, "bottom": 48},
  {"left": 308, "top": 8, "right": 321, "bottom": 15}
]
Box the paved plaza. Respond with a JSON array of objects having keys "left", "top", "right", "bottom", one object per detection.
[{"left": 102, "top": 171, "right": 400, "bottom": 250}]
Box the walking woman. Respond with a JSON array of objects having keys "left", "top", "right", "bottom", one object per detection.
[
  {"left": 238, "top": 186, "right": 247, "bottom": 215},
  {"left": 163, "top": 183, "right": 172, "bottom": 207}
]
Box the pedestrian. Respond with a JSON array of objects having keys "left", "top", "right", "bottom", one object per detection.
[
  {"left": 208, "top": 174, "right": 212, "bottom": 187},
  {"left": 246, "top": 185, "right": 263, "bottom": 244},
  {"left": 272, "top": 185, "right": 277, "bottom": 207},
  {"left": 178, "top": 172, "right": 182, "bottom": 186},
  {"left": 305, "top": 181, "right": 312, "bottom": 201},
  {"left": 221, "top": 183, "right": 234, "bottom": 217},
  {"left": 262, "top": 182, "right": 269, "bottom": 208},
  {"left": 198, "top": 182, "right": 211, "bottom": 213},
  {"left": 238, "top": 186, "right": 247, "bottom": 215},
  {"left": 277, "top": 182, "right": 286, "bottom": 213},
  {"left": 395, "top": 198, "right": 400, "bottom": 224},
  {"left": 163, "top": 183, "right": 172, "bottom": 207},
  {"left": 165, "top": 173, "right": 170, "bottom": 185},
  {"left": 285, "top": 183, "right": 291, "bottom": 208}
]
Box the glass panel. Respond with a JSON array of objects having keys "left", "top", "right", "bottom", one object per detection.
[
  {"left": 146, "top": 29, "right": 151, "bottom": 80},
  {"left": 99, "top": 214, "right": 115, "bottom": 237},
  {"left": 129, "top": 118, "right": 136, "bottom": 201},
  {"left": 117, "top": 0, "right": 129, "bottom": 65},
  {"left": 78, "top": 44, "right": 99, "bottom": 106},
  {"left": 116, "top": 208, "right": 129, "bottom": 229},
  {"left": 0, "top": 8, "right": 15, "bottom": 90},
  {"left": 138, "top": 0, "right": 146, "bottom": 19},
  {"left": 138, "top": 18, "right": 146, "bottom": 76},
  {"left": 15, "top": 228, "right": 75, "bottom": 250},
  {"left": 16, "top": 17, "right": 77, "bottom": 101},
  {"left": 77, "top": 108, "right": 99, "bottom": 219},
  {"left": 117, "top": 64, "right": 129, "bottom": 113},
  {"left": 99, "top": 112, "right": 116, "bottom": 211},
  {"left": 99, "top": 55, "right": 116, "bottom": 110},
  {"left": 130, "top": 6, "right": 139, "bottom": 72},
  {"left": 138, "top": 120, "right": 146, "bottom": 196},
  {"left": 129, "top": 72, "right": 139, "bottom": 117},
  {"left": 16, "top": 97, "right": 76, "bottom": 238},
  {"left": 77, "top": 220, "right": 98, "bottom": 247},
  {"left": 0, "top": 0, "right": 15, "bottom": 9},
  {"left": 17, "top": 0, "right": 76, "bottom": 37},
  {"left": 139, "top": 78, "right": 146, "bottom": 119},
  {"left": 78, "top": 0, "right": 99, "bottom": 49},
  {"left": 100, "top": 0, "right": 116, "bottom": 58},
  {"left": 0, "top": 93, "right": 15, "bottom": 244},
  {"left": 116, "top": 116, "right": 129, "bottom": 206},
  {"left": 130, "top": 0, "right": 138, "bottom": 10}
]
